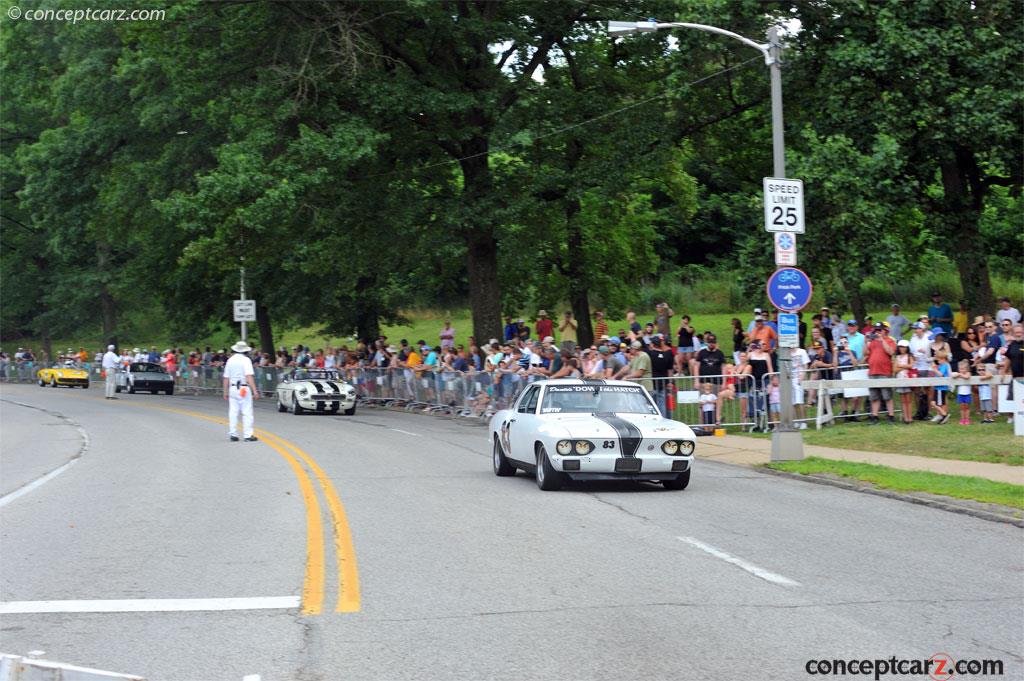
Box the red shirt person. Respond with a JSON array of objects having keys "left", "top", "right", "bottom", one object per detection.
[{"left": 535, "top": 310, "right": 554, "bottom": 341}]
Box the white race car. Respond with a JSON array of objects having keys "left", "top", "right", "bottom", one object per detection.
[
  {"left": 276, "top": 368, "right": 357, "bottom": 415},
  {"left": 489, "top": 378, "right": 696, "bottom": 491}
]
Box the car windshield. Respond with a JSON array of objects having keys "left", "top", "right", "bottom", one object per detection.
[
  {"left": 292, "top": 369, "right": 340, "bottom": 381},
  {"left": 540, "top": 385, "right": 658, "bottom": 415},
  {"left": 131, "top": 363, "right": 165, "bottom": 373}
]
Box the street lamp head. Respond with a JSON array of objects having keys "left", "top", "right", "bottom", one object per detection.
[{"left": 608, "top": 20, "right": 658, "bottom": 37}]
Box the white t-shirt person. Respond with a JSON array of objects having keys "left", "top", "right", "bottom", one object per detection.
[{"left": 223, "top": 343, "right": 259, "bottom": 441}]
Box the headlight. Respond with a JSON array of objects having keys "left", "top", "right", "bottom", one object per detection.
[
  {"left": 574, "top": 440, "right": 593, "bottom": 455},
  {"left": 556, "top": 440, "right": 573, "bottom": 455},
  {"left": 679, "top": 440, "right": 695, "bottom": 456},
  {"left": 661, "top": 440, "right": 680, "bottom": 455}
]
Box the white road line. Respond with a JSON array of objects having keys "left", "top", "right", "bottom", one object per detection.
[
  {"left": 243, "top": 676, "right": 262, "bottom": 681},
  {"left": 0, "top": 398, "right": 91, "bottom": 509},
  {"left": 677, "top": 536, "right": 801, "bottom": 587},
  {"left": 389, "top": 428, "right": 420, "bottom": 436},
  {"left": 0, "top": 596, "right": 300, "bottom": 614},
  {"left": 0, "top": 458, "right": 80, "bottom": 509}
]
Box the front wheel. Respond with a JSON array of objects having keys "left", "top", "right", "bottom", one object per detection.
[
  {"left": 50, "top": 377, "right": 57, "bottom": 388},
  {"left": 82, "top": 382, "right": 89, "bottom": 389},
  {"left": 343, "top": 404, "right": 356, "bottom": 416},
  {"left": 535, "top": 445, "right": 563, "bottom": 491},
  {"left": 38, "top": 377, "right": 46, "bottom": 387},
  {"left": 662, "top": 469, "right": 691, "bottom": 490},
  {"left": 292, "top": 394, "right": 305, "bottom": 415},
  {"left": 128, "top": 382, "right": 136, "bottom": 394},
  {"left": 277, "top": 396, "right": 287, "bottom": 412},
  {"left": 165, "top": 386, "right": 174, "bottom": 395},
  {"left": 493, "top": 438, "right": 515, "bottom": 477}
]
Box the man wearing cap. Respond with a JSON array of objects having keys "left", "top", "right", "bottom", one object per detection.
[
  {"left": 102, "top": 344, "right": 120, "bottom": 399},
  {"left": 844, "top": 320, "right": 866, "bottom": 362},
  {"left": 865, "top": 322, "right": 896, "bottom": 424},
  {"left": 746, "top": 307, "right": 764, "bottom": 334},
  {"left": 749, "top": 315, "right": 777, "bottom": 351},
  {"left": 886, "top": 304, "right": 910, "bottom": 339},
  {"left": 820, "top": 307, "right": 833, "bottom": 331},
  {"left": 223, "top": 341, "right": 259, "bottom": 442},
  {"left": 615, "top": 340, "right": 651, "bottom": 383},
  {"left": 927, "top": 292, "right": 953, "bottom": 336},
  {"left": 647, "top": 334, "right": 675, "bottom": 416},
  {"left": 535, "top": 310, "right": 554, "bottom": 341},
  {"left": 593, "top": 310, "right": 608, "bottom": 341}
]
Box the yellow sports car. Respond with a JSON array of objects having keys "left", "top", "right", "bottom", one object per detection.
[{"left": 37, "top": 365, "right": 90, "bottom": 388}]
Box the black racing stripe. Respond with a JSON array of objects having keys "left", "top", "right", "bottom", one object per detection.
[
  {"left": 309, "top": 380, "right": 324, "bottom": 393},
  {"left": 326, "top": 381, "right": 340, "bottom": 393},
  {"left": 594, "top": 412, "right": 643, "bottom": 458}
]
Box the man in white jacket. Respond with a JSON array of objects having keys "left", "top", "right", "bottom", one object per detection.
[
  {"left": 223, "top": 341, "right": 260, "bottom": 441},
  {"left": 101, "top": 344, "right": 120, "bottom": 399}
]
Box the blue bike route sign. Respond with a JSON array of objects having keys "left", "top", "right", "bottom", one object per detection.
[{"left": 766, "top": 267, "right": 813, "bottom": 312}]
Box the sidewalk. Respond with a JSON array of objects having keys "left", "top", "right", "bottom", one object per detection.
[{"left": 697, "top": 433, "right": 1024, "bottom": 486}]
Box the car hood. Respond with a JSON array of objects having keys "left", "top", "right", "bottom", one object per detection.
[
  {"left": 289, "top": 380, "right": 353, "bottom": 392},
  {"left": 539, "top": 413, "right": 695, "bottom": 440}
]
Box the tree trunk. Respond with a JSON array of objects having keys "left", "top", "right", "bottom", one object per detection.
[
  {"left": 564, "top": 198, "right": 593, "bottom": 348},
  {"left": 41, "top": 326, "right": 52, "bottom": 367},
  {"left": 256, "top": 304, "right": 275, "bottom": 357},
  {"left": 840, "top": 270, "right": 868, "bottom": 324},
  {"left": 940, "top": 150, "right": 995, "bottom": 318},
  {"left": 460, "top": 141, "right": 502, "bottom": 344},
  {"left": 354, "top": 282, "right": 381, "bottom": 343},
  {"left": 95, "top": 240, "right": 117, "bottom": 346}
]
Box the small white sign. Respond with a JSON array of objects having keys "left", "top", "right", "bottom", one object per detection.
[
  {"left": 233, "top": 299, "right": 256, "bottom": 322},
  {"left": 774, "top": 231, "right": 797, "bottom": 266},
  {"left": 778, "top": 312, "right": 799, "bottom": 348},
  {"left": 764, "top": 177, "right": 805, "bottom": 234}
]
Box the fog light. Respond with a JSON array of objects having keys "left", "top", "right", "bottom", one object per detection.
[
  {"left": 672, "top": 460, "right": 689, "bottom": 472},
  {"left": 563, "top": 459, "right": 580, "bottom": 471}
]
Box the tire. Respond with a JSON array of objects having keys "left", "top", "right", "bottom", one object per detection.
[
  {"left": 535, "top": 444, "right": 563, "bottom": 491},
  {"left": 82, "top": 382, "right": 89, "bottom": 389},
  {"left": 128, "top": 382, "right": 136, "bottom": 394},
  {"left": 165, "top": 386, "right": 174, "bottom": 395},
  {"left": 38, "top": 377, "right": 46, "bottom": 387},
  {"left": 115, "top": 384, "right": 121, "bottom": 393},
  {"left": 277, "top": 396, "right": 287, "bottom": 412},
  {"left": 493, "top": 437, "right": 515, "bottom": 477},
  {"left": 662, "top": 469, "right": 691, "bottom": 490},
  {"left": 292, "top": 394, "right": 305, "bottom": 415},
  {"left": 50, "top": 377, "right": 57, "bottom": 388},
  {"left": 343, "top": 404, "right": 356, "bottom": 415}
]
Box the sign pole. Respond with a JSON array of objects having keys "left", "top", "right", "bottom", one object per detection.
[
  {"left": 767, "top": 27, "right": 803, "bottom": 461},
  {"left": 240, "top": 264, "right": 247, "bottom": 343}
]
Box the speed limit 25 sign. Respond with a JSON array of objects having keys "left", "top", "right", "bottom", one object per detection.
[{"left": 763, "top": 177, "right": 805, "bottom": 234}]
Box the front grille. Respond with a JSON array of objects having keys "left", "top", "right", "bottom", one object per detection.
[{"left": 614, "top": 458, "right": 642, "bottom": 473}]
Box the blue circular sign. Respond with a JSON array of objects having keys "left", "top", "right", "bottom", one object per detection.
[{"left": 766, "top": 267, "right": 813, "bottom": 312}]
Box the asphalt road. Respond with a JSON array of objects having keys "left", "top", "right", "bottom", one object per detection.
[{"left": 1, "top": 382, "right": 1021, "bottom": 681}]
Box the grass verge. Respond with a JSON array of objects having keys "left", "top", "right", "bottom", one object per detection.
[
  {"left": 740, "top": 419, "right": 1022, "bottom": 466},
  {"left": 765, "top": 457, "right": 1024, "bottom": 510}
]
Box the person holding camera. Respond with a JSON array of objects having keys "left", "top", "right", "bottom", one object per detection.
[{"left": 865, "top": 322, "right": 896, "bottom": 424}]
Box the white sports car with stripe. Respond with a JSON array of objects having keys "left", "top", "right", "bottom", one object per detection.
[
  {"left": 489, "top": 379, "right": 696, "bottom": 491},
  {"left": 276, "top": 368, "right": 357, "bottom": 415}
]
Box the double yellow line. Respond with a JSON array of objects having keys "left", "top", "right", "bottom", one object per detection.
[{"left": 87, "top": 398, "right": 360, "bottom": 615}]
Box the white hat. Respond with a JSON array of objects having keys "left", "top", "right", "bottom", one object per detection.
[
  {"left": 132, "top": 348, "right": 140, "bottom": 353},
  {"left": 231, "top": 341, "right": 252, "bottom": 353},
  {"left": 542, "top": 336, "right": 555, "bottom": 344},
  {"left": 897, "top": 339, "right": 910, "bottom": 348},
  {"left": 107, "top": 344, "right": 115, "bottom": 351}
]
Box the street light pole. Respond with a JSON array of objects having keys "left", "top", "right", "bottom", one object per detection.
[{"left": 608, "top": 20, "right": 803, "bottom": 459}]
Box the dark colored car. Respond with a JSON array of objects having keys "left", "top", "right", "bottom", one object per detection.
[{"left": 116, "top": 362, "right": 175, "bottom": 395}]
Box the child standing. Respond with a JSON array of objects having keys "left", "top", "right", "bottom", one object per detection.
[
  {"left": 977, "top": 365, "right": 996, "bottom": 423},
  {"left": 951, "top": 359, "right": 973, "bottom": 425},
  {"left": 699, "top": 383, "right": 717, "bottom": 428},
  {"left": 930, "top": 351, "right": 951, "bottom": 424}
]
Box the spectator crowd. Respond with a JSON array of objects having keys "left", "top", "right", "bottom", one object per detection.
[{"left": 3, "top": 293, "right": 1021, "bottom": 429}]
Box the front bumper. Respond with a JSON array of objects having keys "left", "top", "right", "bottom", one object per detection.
[
  {"left": 298, "top": 396, "right": 356, "bottom": 411},
  {"left": 56, "top": 377, "right": 89, "bottom": 386},
  {"left": 551, "top": 453, "right": 692, "bottom": 476}
]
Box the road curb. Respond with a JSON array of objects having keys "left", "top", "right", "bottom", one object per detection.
[{"left": 754, "top": 465, "right": 1024, "bottom": 528}]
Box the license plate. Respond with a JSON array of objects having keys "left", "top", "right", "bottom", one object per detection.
[{"left": 614, "top": 458, "right": 642, "bottom": 473}]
